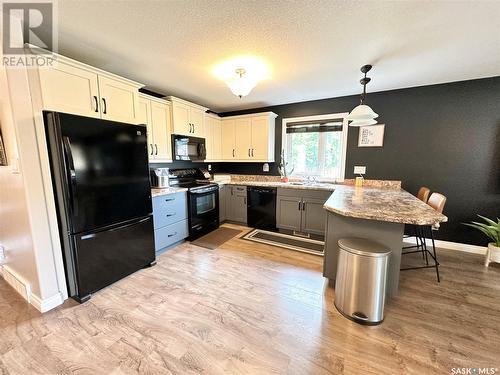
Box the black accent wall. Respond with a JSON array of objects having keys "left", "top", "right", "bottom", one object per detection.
[{"left": 217, "top": 77, "right": 500, "bottom": 246}]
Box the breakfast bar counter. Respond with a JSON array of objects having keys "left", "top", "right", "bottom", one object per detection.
[{"left": 323, "top": 185, "right": 447, "bottom": 297}]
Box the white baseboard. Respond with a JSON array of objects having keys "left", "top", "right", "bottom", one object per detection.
[
  {"left": 30, "top": 292, "right": 64, "bottom": 313},
  {"left": 1, "top": 265, "right": 64, "bottom": 312},
  {"left": 1, "top": 265, "right": 32, "bottom": 302},
  {"left": 404, "top": 237, "right": 487, "bottom": 255}
]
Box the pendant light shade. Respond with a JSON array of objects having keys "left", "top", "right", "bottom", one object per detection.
[
  {"left": 345, "top": 104, "right": 378, "bottom": 122},
  {"left": 347, "top": 118, "right": 378, "bottom": 127},
  {"left": 348, "top": 65, "right": 378, "bottom": 127}
]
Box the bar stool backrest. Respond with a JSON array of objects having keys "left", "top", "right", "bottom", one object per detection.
[
  {"left": 428, "top": 192, "right": 446, "bottom": 213},
  {"left": 417, "top": 187, "right": 431, "bottom": 203}
]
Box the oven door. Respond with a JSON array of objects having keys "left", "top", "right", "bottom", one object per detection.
[
  {"left": 188, "top": 186, "right": 219, "bottom": 240},
  {"left": 172, "top": 135, "right": 206, "bottom": 161}
]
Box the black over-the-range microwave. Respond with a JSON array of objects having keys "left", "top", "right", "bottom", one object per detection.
[{"left": 171, "top": 134, "right": 206, "bottom": 161}]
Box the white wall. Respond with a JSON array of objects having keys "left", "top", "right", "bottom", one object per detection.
[
  {"left": 0, "top": 18, "right": 66, "bottom": 311},
  {"left": 0, "top": 64, "right": 41, "bottom": 296}
]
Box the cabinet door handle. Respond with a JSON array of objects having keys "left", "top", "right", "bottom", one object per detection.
[
  {"left": 244, "top": 197, "right": 247, "bottom": 204},
  {"left": 302, "top": 201, "right": 306, "bottom": 211},
  {"left": 150, "top": 144, "right": 153, "bottom": 155},
  {"left": 93, "top": 96, "right": 99, "bottom": 112},
  {"left": 192, "top": 124, "right": 195, "bottom": 133},
  {"left": 232, "top": 149, "right": 235, "bottom": 158},
  {"left": 298, "top": 201, "right": 301, "bottom": 211},
  {"left": 248, "top": 148, "right": 250, "bottom": 157},
  {"left": 154, "top": 144, "right": 158, "bottom": 155},
  {"left": 166, "top": 213, "right": 176, "bottom": 217},
  {"left": 167, "top": 232, "right": 177, "bottom": 238},
  {"left": 101, "top": 98, "right": 107, "bottom": 114},
  {"left": 165, "top": 198, "right": 175, "bottom": 202},
  {"left": 251, "top": 148, "right": 254, "bottom": 157}
]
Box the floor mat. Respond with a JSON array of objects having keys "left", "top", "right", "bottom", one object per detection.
[
  {"left": 243, "top": 229, "right": 324, "bottom": 256},
  {"left": 191, "top": 227, "right": 242, "bottom": 249}
]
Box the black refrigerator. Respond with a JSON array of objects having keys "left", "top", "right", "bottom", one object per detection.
[{"left": 44, "top": 111, "right": 155, "bottom": 303}]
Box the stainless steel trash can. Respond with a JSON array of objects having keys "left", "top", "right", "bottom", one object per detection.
[{"left": 334, "top": 237, "right": 391, "bottom": 325}]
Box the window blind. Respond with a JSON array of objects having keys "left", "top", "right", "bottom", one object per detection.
[{"left": 286, "top": 120, "right": 343, "bottom": 134}]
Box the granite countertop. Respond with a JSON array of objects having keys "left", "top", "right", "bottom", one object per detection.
[
  {"left": 221, "top": 181, "right": 337, "bottom": 192},
  {"left": 323, "top": 185, "right": 448, "bottom": 226},
  {"left": 151, "top": 187, "right": 188, "bottom": 197}
]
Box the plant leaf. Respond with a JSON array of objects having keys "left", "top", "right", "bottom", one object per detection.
[{"left": 477, "top": 215, "right": 497, "bottom": 226}]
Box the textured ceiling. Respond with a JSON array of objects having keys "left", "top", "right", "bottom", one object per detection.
[{"left": 56, "top": 0, "right": 500, "bottom": 112}]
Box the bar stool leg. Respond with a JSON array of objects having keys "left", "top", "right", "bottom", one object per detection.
[
  {"left": 419, "top": 226, "right": 429, "bottom": 265},
  {"left": 428, "top": 226, "right": 440, "bottom": 282}
]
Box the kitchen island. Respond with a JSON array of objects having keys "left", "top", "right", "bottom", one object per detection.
[{"left": 323, "top": 184, "right": 447, "bottom": 297}]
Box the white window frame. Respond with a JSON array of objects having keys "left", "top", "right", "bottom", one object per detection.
[{"left": 281, "top": 112, "right": 349, "bottom": 181}]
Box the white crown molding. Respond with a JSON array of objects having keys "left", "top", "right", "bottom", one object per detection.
[{"left": 23, "top": 44, "right": 144, "bottom": 88}]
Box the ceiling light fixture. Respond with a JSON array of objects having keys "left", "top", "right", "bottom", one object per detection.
[
  {"left": 213, "top": 56, "right": 270, "bottom": 98},
  {"left": 346, "top": 64, "right": 378, "bottom": 127},
  {"left": 227, "top": 68, "right": 256, "bottom": 98}
]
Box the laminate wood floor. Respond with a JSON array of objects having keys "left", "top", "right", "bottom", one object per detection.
[{"left": 1, "top": 224, "right": 499, "bottom": 374}]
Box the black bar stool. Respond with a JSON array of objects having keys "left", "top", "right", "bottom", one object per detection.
[
  {"left": 403, "top": 187, "right": 430, "bottom": 258},
  {"left": 402, "top": 192, "right": 446, "bottom": 282}
]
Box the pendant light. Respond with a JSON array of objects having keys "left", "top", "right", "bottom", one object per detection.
[{"left": 347, "top": 64, "right": 378, "bottom": 127}]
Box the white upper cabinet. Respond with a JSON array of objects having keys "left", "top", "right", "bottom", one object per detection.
[
  {"left": 221, "top": 112, "right": 277, "bottom": 162},
  {"left": 221, "top": 119, "right": 236, "bottom": 160},
  {"left": 138, "top": 94, "right": 172, "bottom": 162},
  {"left": 234, "top": 118, "right": 252, "bottom": 159},
  {"left": 167, "top": 96, "right": 207, "bottom": 137},
  {"left": 36, "top": 54, "right": 143, "bottom": 123},
  {"left": 151, "top": 100, "right": 172, "bottom": 161},
  {"left": 97, "top": 75, "right": 140, "bottom": 123},
  {"left": 250, "top": 115, "right": 275, "bottom": 160},
  {"left": 205, "top": 114, "right": 222, "bottom": 161},
  {"left": 38, "top": 60, "right": 101, "bottom": 118}
]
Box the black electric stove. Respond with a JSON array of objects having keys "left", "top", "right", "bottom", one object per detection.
[{"left": 169, "top": 168, "right": 219, "bottom": 240}]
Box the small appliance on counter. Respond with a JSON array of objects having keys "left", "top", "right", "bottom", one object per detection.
[
  {"left": 168, "top": 168, "right": 219, "bottom": 240},
  {"left": 151, "top": 167, "right": 170, "bottom": 188},
  {"left": 171, "top": 134, "right": 206, "bottom": 161}
]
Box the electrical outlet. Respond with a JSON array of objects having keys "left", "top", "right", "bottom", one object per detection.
[
  {"left": 207, "top": 164, "right": 212, "bottom": 171},
  {"left": 354, "top": 166, "right": 366, "bottom": 175},
  {"left": 262, "top": 163, "right": 270, "bottom": 172}
]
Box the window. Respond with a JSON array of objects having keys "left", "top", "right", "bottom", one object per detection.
[{"left": 282, "top": 113, "right": 349, "bottom": 180}]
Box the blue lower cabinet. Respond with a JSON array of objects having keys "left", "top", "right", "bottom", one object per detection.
[
  {"left": 152, "top": 192, "right": 187, "bottom": 230},
  {"left": 152, "top": 192, "right": 189, "bottom": 253},
  {"left": 154, "top": 219, "right": 189, "bottom": 252}
]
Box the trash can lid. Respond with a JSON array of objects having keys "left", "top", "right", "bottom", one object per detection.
[{"left": 338, "top": 237, "right": 392, "bottom": 257}]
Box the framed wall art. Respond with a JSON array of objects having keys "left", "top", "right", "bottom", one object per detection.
[{"left": 358, "top": 124, "right": 385, "bottom": 147}]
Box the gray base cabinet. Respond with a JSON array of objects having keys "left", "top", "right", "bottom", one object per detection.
[
  {"left": 276, "top": 188, "right": 331, "bottom": 235},
  {"left": 152, "top": 191, "right": 188, "bottom": 253},
  {"left": 226, "top": 185, "right": 247, "bottom": 224},
  {"left": 219, "top": 185, "right": 227, "bottom": 222}
]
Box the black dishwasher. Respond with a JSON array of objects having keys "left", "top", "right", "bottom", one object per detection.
[{"left": 247, "top": 187, "right": 276, "bottom": 230}]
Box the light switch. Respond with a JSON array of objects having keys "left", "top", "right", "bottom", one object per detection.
[
  {"left": 262, "top": 163, "right": 269, "bottom": 172},
  {"left": 354, "top": 166, "right": 366, "bottom": 175},
  {"left": 207, "top": 164, "right": 212, "bottom": 171}
]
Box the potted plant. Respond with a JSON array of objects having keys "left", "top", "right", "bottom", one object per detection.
[
  {"left": 278, "top": 150, "right": 294, "bottom": 183},
  {"left": 464, "top": 215, "right": 500, "bottom": 267}
]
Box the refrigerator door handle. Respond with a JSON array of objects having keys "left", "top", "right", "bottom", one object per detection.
[
  {"left": 63, "top": 136, "right": 78, "bottom": 215},
  {"left": 109, "top": 217, "right": 150, "bottom": 232}
]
